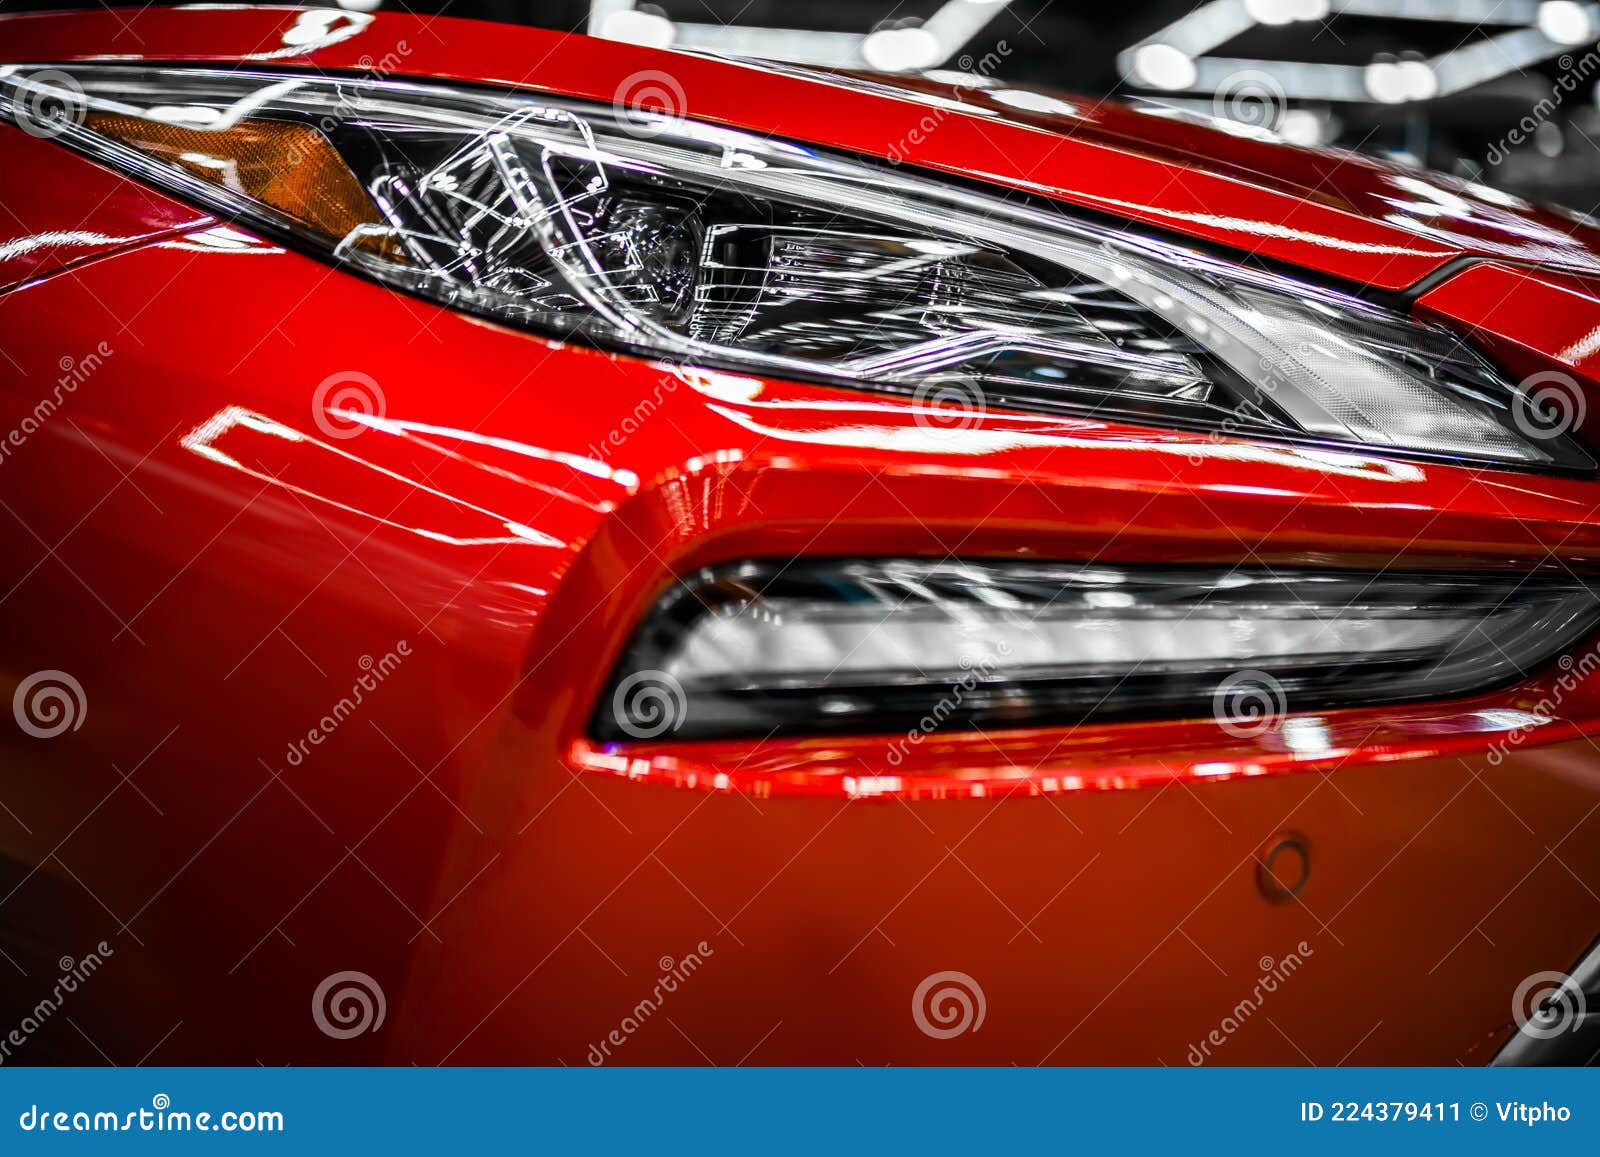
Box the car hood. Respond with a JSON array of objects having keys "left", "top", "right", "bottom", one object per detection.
[{"left": 4, "top": 5, "right": 1600, "bottom": 291}]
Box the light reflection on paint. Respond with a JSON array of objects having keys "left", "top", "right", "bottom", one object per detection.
[
  {"left": 242, "top": 9, "right": 374, "bottom": 62},
  {"left": 1072, "top": 194, "right": 1448, "bottom": 258},
  {"left": 157, "top": 224, "right": 282, "bottom": 253},
  {"left": 342, "top": 411, "right": 637, "bottom": 490},
  {"left": 1471, "top": 708, "right": 1552, "bottom": 731},
  {"left": 1556, "top": 323, "right": 1600, "bottom": 366},
  {"left": 0, "top": 229, "right": 147, "bottom": 262},
  {"left": 1279, "top": 716, "right": 1336, "bottom": 756},
  {"left": 181, "top": 405, "right": 569, "bottom": 548},
  {"left": 701, "top": 401, "right": 1426, "bottom": 483}
]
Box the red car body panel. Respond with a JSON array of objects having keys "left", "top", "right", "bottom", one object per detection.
[
  {"left": 2, "top": 7, "right": 1600, "bottom": 1065},
  {"left": 0, "top": 128, "right": 213, "bottom": 292}
]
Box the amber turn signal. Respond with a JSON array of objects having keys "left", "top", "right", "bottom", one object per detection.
[{"left": 85, "top": 113, "right": 381, "bottom": 243}]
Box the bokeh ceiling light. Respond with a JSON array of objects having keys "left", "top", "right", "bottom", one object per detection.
[
  {"left": 1132, "top": 43, "right": 1199, "bottom": 90},
  {"left": 861, "top": 25, "right": 943, "bottom": 71},
  {"left": 1122, "top": 0, "right": 1600, "bottom": 106},
  {"left": 1538, "top": 0, "right": 1597, "bottom": 45},
  {"left": 1244, "top": 0, "right": 1331, "bottom": 25},
  {"left": 1363, "top": 58, "right": 1439, "bottom": 103},
  {"left": 600, "top": 8, "right": 677, "bottom": 49}
]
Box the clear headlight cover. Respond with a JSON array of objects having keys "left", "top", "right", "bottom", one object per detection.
[
  {"left": 597, "top": 560, "right": 1600, "bottom": 740},
  {"left": 1, "top": 65, "right": 1591, "bottom": 472}
]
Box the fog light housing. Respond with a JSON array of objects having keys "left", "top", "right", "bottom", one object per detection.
[{"left": 594, "top": 560, "right": 1600, "bottom": 741}]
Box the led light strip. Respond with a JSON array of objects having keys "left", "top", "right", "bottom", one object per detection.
[{"left": 595, "top": 559, "right": 1600, "bottom": 741}]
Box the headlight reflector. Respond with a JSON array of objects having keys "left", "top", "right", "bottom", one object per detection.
[{"left": 2, "top": 65, "right": 1591, "bottom": 472}]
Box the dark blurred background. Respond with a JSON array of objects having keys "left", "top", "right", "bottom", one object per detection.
[{"left": 10, "top": 0, "right": 1600, "bottom": 210}]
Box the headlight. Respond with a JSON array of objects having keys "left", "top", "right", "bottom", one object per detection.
[
  {"left": 2, "top": 65, "right": 1590, "bottom": 473},
  {"left": 598, "top": 560, "right": 1600, "bottom": 740}
]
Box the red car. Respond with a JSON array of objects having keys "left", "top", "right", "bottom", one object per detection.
[{"left": 2, "top": 5, "right": 1599, "bottom": 1066}]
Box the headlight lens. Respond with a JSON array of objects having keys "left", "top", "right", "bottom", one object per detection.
[
  {"left": 597, "top": 560, "right": 1600, "bottom": 740},
  {"left": 2, "top": 65, "right": 1591, "bottom": 472}
]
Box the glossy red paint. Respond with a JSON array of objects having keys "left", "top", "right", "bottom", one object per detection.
[
  {"left": 1417, "top": 262, "right": 1600, "bottom": 378},
  {"left": 1, "top": 7, "right": 1600, "bottom": 1066},
  {"left": 0, "top": 125, "right": 213, "bottom": 292}
]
